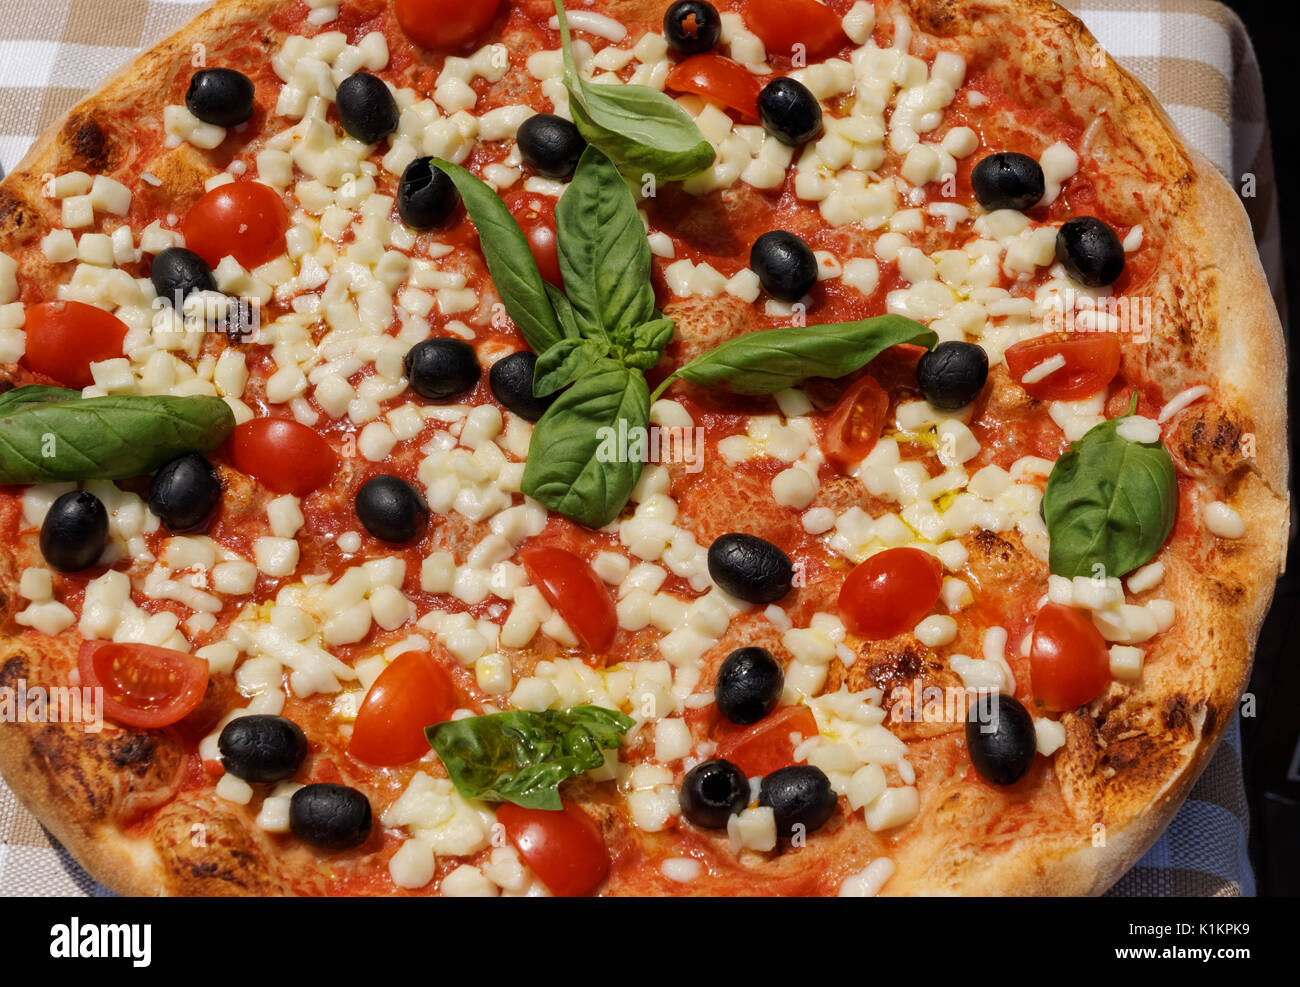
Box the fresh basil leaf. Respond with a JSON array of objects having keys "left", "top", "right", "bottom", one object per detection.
[
  {"left": 522, "top": 358, "right": 649, "bottom": 528},
  {"left": 544, "top": 282, "right": 581, "bottom": 341},
  {"left": 534, "top": 337, "right": 607, "bottom": 396},
  {"left": 1043, "top": 397, "right": 1177, "bottom": 579},
  {"left": 430, "top": 159, "right": 566, "bottom": 353},
  {"left": 617, "top": 316, "right": 675, "bottom": 371},
  {"left": 555, "top": 0, "right": 715, "bottom": 182},
  {"left": 657, "top": 315, "right": 937, "bottom": 397},
  {"left": 0, "top": 385, "right": 81, "bottom": 415},
  {"left": 427, "top": 705, "right": 635, "bottom": 810},
  {"left": 556, "top": 146, "right": 656, "bottom": 338},
  {"left": 0, "top": 393, "right": 235, "bottom": 484}
]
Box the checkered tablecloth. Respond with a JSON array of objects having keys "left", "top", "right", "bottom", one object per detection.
[{"left": 0, "top": 0, "right": 1282, "bottom": 896}]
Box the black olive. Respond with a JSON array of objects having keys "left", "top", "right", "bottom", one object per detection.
[
  {"left": 289, "top": 783, "right": 372, "bottom": 850},
  {"left": 516, "top": 113, "right": 586, "bottom": 180},
  {"left": 404, "top": 337, "right": 480, "bottom": 401},
  {"left": 150, "top": 247, "right": 216, "bottom": 307},
  {"left": 185, "top": 68, "right": 256, "bottom": 127},
  {"left": 397, "top": 157, "right": 460, "bottom": 229},
  {"left": 916, "top": 340, "right": 989, "bottom": 410},
  {"left": 970, "top": 152, "right": 1045, "bottom": 212},
  {"left": 750, "top": 230, "right": 818, "bottom": 304},
  {"left": 39, "top": 491, "right": 108, "bottom": 573},
  {"left": 489, "top": 350, "right": 554, "bottom": 422},
  {"left": 679, "top": 758, "right": 750, "bottom": 828},
  {"left": 965, "top": 692, "right": 1037, "bottom": 786},
  {"left": 355, "top": 474, "right": 429, "bottom": 543},
  {"left": 759, "top": 764, "right": 838, "bottom": 840},
  {"left": 758, "top": 77, "right": 823, "bottom": 147},
  {"left": 707, "top": 533, "right": 793, "bottom": 604},
  {"left": 1056, "top": 216, "right": 1125, "bottom": 287},
  {"left": 663, "top": 1, "right": 722, "bottom": 54},
  {"left": 715, "top": 647, "right": 783, "bottom": 725},
  {"left": 148, "top": 453, "right": 222, "bottom": 533},
  {"left": 335, "top": 71, "right": 399, "bottom": 145},
  {"left": 218, "top": 715, "right": 308, "bottom": 783}
]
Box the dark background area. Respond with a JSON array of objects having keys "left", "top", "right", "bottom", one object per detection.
[{"left": 1220, "top": 0, "right": 1299, "bottom": 896}]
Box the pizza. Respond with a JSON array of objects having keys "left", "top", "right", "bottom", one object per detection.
[{"left": 0, "top": 0, "right": 1286, "bottom": 897}]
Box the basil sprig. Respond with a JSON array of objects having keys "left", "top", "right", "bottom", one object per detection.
[
  {"left": 427, "top": 704, "right": 635, "bottom": 810},
  {"left": 554, "top": 0, "right": 715, "bottom": 181},
  {"left": 651, "top": 316, "right": 938, "bottom": 399},
  {"left": 440, "top": 149, "right": 935, "bottom": 531},
  {"left": 435, "top": 149, "right": 671, "bottom": 527},
  {"left": 0, "top": 388, "right": 235, "bottom": 484},
  {"left": 1042, "top": 395, "right": 1177, "bottom": 579}
]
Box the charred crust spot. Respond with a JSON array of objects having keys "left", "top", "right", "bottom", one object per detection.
[
  {"left": 62, "top": 115, "right": 113, "bottom": 171},
  {"left": 0, "top": 188, "right": 35, "bottom": 240},
  {"left": 972, "top": 528, "right": 1016, "bottom": 563},
  {"left": 109, "top": 734, "right": 157, "bottom": 772},
  {"left": 1189, "top": 415, "right": 1242, "bottom": 457},
  {"left": 1210, "top": 580, "right": 1244, "bottom": 606},
  {"left": 0, "top": 655, "right": 28, "bottom": 690},
  {"left": 1161, "top": 694, "right": 1196, "bottom": 739},
  {"left": 864, "top": 641, "right": 934, "bottom": 694}
]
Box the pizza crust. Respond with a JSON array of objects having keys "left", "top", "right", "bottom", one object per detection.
[{"left": 0, "top": 0, "right": 1287, "bottom": 897}]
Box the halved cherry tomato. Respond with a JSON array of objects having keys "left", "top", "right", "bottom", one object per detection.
[
  {"left": 665, "top": 54, "right": 762, "bottom": 121},
  {"left": 1029, "top": 602, "right": 1111, "bottom": 711},
  {"left": 746, "top": 0, "right": 849, "bottom": 62},
  {"left": 182, "top": 181, "right": 289, "bottom": 269},
  {"left": 496, "top": 800, "right": 610, "bottom": 897},
  {"left": 395, "top": 0, "right": 502, "bottom": 50},
  {"left": 714, "top": 704, "right": 818, "bottom": 777},
  {"left": 349, "top": 651, "right": 457, "bottom": 766},
  {"left": 838, "top": 546, "right": 943, "bottom": 639},
  {"left": 1004, "top": 333, "right": 1122, "bottom": 402},
  {"left": 820, "top": 375, "right": 889, "bottom": 469},
  {"left": 21, "top": 301, "right": 128, "bottom": 389},
  {"left": 509, "top": 193, "right": 563, "bottom": 289},
  {"left": 518, "top": 546, "right": 617, "bottom": 657},
  {"left": 227, "top": 418, "right": 337, "bottom": 496},
  {"left": 78, "top": 640, "right": 209, "bottom": 729}
]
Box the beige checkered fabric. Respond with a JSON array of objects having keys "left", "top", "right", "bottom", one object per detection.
[{"left": 0, "top": 0, "right": 1283, "bottom": 896}]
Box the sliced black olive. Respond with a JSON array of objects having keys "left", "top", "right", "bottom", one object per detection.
[
  {"left": 1056, "top": 216, "right": 1125, "bottom": 287},
  {"left": 758, "top": 77, "right": 823, "bottom": 147},
  {"left": 707, "top": 533, "right": 793, "bottom": 604},
  {"left": 39, "top": 491, "right": 108, "bottom": 573},
  {"left": 335, "top": 71, "right": 399, "bottom": 145},
  {"left": 218, "top": 715, "right": 308, "bottom": 783},
  {"left": 397, "top": 156, "right": 460, "bottom": 229},
  {"left": 750, "top": 230, "right": 818, "bottom": 304},
  {"left": 715, "top": 647, "right": 783, "bottom": 725},
  {"left": 489, "top": 350, "right": 554, "bottom": 422},
  {"left": 516, "top": 113, "right": 586, "bottom": 180},
  {"left": 355, "top": 475, "right": 429, "bottom": 544},
  {"left": 916, "top": 340, "right": 989, "bottom": 410},
  {"left": 965, "top": 692, "right": 1037, "bottom": 786},
  {"left": 663, "top": 1, "right": 722, "bottom": 54},
  {"left": 289, "top": 783, "right": 372, "bottom": 850},
  {"left": 185, "top": 68, "right": 256, "bottom": 127},
  {"left": 150, "top": 247, "right": 216, "bottom": 308},
  {"left": 759, "top": 764, "right": 838, "bottom": 840},
  {"left": 970, "top": 152, "right": 1045, "bottom": 212},
  {"left": 680, "top": 758, "right": 749, "bottom": 828},
  {"left": 404, "top": 337, "right": 480, "bottom": 401},
  {"left": 148, "top": 453, "right": 222, "bottom": 533}
]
